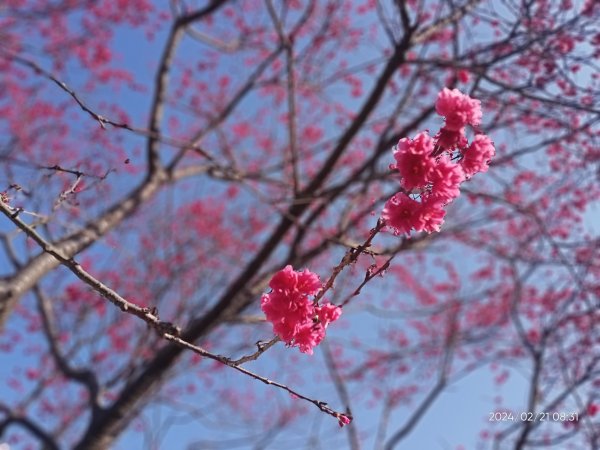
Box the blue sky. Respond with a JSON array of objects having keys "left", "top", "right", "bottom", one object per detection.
[
  {"left": 0, "top": 4, "right": 515, "bottom": 449},
  {"left": 1, "top": 2, "right": 598, "bottom": 449}
]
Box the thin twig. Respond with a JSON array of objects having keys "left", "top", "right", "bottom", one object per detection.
[
  {"left": 0, "top": 200, "right": 348, "bottom": 424},
  {"left": 322, "top": 341, "right": 359, "bottom": 450},
  {"left": 315, "top": 219, "right": 386, "bottom": 304},
  {"left": 230, "top": 336, "right": 280, "bottom": 365},
  {"left": 266, "top": 0, "right": 299, "bottom": 193},
  {"left": 0, "top": 50, "right": 216, "bottom": 161}
]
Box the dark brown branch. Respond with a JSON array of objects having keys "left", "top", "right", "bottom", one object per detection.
[
  {"left": 147, "top": 0, "right": 230, "bottom": 174},
  {"left": 0, "top": 412, "right": 60, "bottom": 450},
  {"left": 67, "top": 25, "right": 418, "bottom": 448},
  {"left": 384, "top": 331, "right": 455, "bottom": 449},
  {"left": 145, "top": 24, "right": 183, "bottom": 176},
  {"left": 33, "top": 287, "right": 102, "bottom": 412}
]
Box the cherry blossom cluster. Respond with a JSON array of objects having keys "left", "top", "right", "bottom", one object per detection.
[
  {"left": 261, "top": 265, "right": 341, "bottom": 355},
  {"left": 383, "top": 88, "right": 495, "bottom": 235}
]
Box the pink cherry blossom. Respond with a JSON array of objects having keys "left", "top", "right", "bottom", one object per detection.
[
  {"left": 435, "top": 87, "right": 482, "bottom": 131},
  {"left": 261, "top": 266, "right": 341, "bottom": 354},
  {"left": 382, "top": 193, "right": 446, "bottom": 235},
  {"left": 383, "top": 89, "right": 492, "bottom": 236},
  {"left": 461, "top": 133, "right": 496, "bottom": 177},
  {"left": 382, "top": 193, "right": 422, "bottom": 235},
  {"left": 415, "top": 197, "right": 446, "bottom": 233},
  {"left": 290, "top": 302, "right": 342, "bottom": 355},
  {"left": 269, "top": 264, "right": 321, "bottom": 294},
  {"left": 436, "top": 126, "right": 467, "bottom": 151},
  {"left": 457, "top": 69, "right": 470, "bottom": 83},
  {"left": 337, "top": 414, "right": 352, "bottom": 427},
  {"left": 316, "top": 303, "right": 342, "bottom": 324},
  {"left": 393, "top": 132, "right": 436, "bottom": 190},
  {"left": 293, "top": 322, "right": 326, "bottom": 355},
  {"left": 429, "top": 156, "right": 465, "bottom": 202}
]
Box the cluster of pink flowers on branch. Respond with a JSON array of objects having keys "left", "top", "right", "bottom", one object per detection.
[
  {"left": 260, "top": 89, "right": 494, "bottom": 358},
  {"left": 261, "top": 265, "right": 341, "bottom": 355},
  {"left": 383, "top": 88, "right": 495, "bottom": 235}
]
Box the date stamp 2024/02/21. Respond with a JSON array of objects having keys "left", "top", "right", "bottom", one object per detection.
[{"left": 489, "top": 411, "right": 579, "bottom": 423}]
